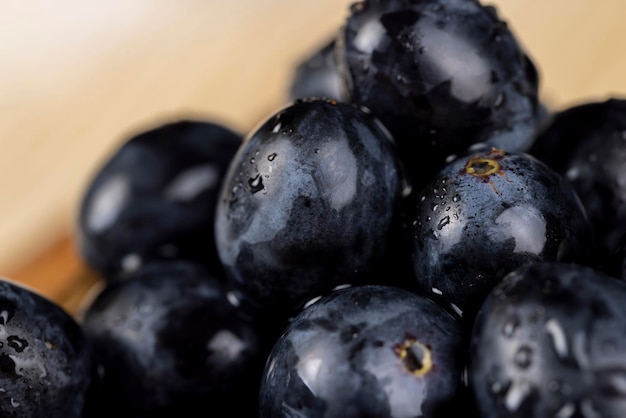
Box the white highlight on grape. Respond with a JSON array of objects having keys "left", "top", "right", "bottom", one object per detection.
[
  {"left": 354, "top": 19, "right": 385, "bottom": 54},
  {"left": 545, "top": 318, "right": 568, "bottom": 359},
  {"left": 164, "top": 164, "right": 219, "bottom": 202},
  {"left": 121, "top": 253, "right": 142, "bottom": 273},
  {"left": 504, "top": 380, "right": 531, "bottom": 412},
  {"left": 207, "top": 330, "right": 245, "bottom": 362},
  {"left": 87, "top": 174, "right": 130, "bottom": 233},
  {"left": 494, "top": 204, "right": 546, "bottom": 255}
]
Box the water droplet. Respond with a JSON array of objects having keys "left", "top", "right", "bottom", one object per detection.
[
  {"left": 268, "top": 153, "right": 277, "bottom": 161},
  {"left": 420, "top": 195, "right": 426, "bottom": 202},
  {"left": 514, "top": 346, "right": 532, "bottom": 369},
  {"left": 490, "top": 379, "right": 510, "bottom": 394},
  {"left": 502, "top": 316, "right": 519, "bottom": 338},
  {"left": 247, "top": 174, "right": 265, "bottom": 193},
  {"left": 452, "top": 195, "right": 460, "bottom": 202},
  {"left": 431, "top": 204, "right": 439, "bottom": 212},
  {"left": 315, "top": 149, "right": 320, "bottom": 154},
  {"left": 431, "top": 287, "right": 443, "bottom": 296},
  {"left": 418, "top": 46, "right": 427, "bottom": 54},
  {"left": 250, "top": 157, "right": 256, "bottom": 164},
  {"left": 437, "top": 216, "right": 450, "bottom": 230}
]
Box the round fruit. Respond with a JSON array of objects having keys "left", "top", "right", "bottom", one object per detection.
[
  {"left": 259, "top": 284, "right": 471, "bottom": 418},
  {"left": 406, "top": 146, "right": 593, "bottom": 322},
  {"left": 0, "top": 278, "right": 92, "bottom": 418},
  {"left": 81, "top": 260, "right": 268, "bottom": 418},
  {"left": 470, "top": 261, "right": 626, "bottom": 417},
  {"left": 335, "top": 0, "right": 541, "bottom": 188},
  {"left": 528, "top": 98, "right": 626, "bottom": 277},
  {"left": 214, "top": 98, "right": 407, "bottom": 318},
  {"left": 77, "top": 119, "right": 242, "bottom": 281}
]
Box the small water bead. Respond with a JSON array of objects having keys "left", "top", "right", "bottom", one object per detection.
[
  {"left": 513, "top": 345, "right": 532, "bottom": 369},
  {"left": 502, "top": 316, "right": 520, "bottom": 338},
  {"left": 247, "top": 174, "right": 264, "bottom": 193}
]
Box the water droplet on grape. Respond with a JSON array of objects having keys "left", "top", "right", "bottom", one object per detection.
[
  {"left": 247, "top": 174, "right": 265, "bottom": 193},
  {"left": 513, "top": 346, "right": 532, "bottom": 369}
]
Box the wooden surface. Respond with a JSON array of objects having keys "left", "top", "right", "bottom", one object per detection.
[{"left": 2, "top": 0, "right": 626, "bottom": 313}]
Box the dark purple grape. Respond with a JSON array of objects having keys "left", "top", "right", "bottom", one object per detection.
[
  {"left": 81, "top": 260, "right": 268, "bottom": 418},
  {"left": 259, "top": 284, "right": 472, "bottom": 418},
  {"left": 528, "top": 98, "right": 626, "bottom": 277},
  {"left": 406, "top": 146, "right": 593, "bottom": 323},
  {"left": 0, "top": 278, "right": 92, "bottom": 418},
  {"left": 214, "top": 98, "right": 409, "bottom": 318},
  {"left": 77, "top": 119, "right": 242, "bottom": 281},
  {"left": 335, "top": 0, "right": 541, "bottom": 189},
  {"left": 470, "top": 261, "right": 626, "bottom": 417},
  {"left": 288, "top": 37, "right": 346, "bottom": 102}
]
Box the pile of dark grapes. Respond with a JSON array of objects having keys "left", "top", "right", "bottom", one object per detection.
[{"left": 3, "top": 1, "right": 626, "bottom": 417}]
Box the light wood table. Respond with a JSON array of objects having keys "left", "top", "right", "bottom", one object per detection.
[{"left": 2, "top": 0, "right": 626, "bottom": 313}]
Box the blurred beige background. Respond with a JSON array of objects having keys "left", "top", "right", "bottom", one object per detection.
[{"left": 1, "top": 0, "right": 626, "bottom": 307}]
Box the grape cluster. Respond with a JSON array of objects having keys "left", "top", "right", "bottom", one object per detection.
[{"left": 2, "top": 1, "right": 626, "bottom": 417}]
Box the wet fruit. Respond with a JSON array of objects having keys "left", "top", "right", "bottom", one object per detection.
[
  {"left": 406, "top": 146, "right": 593, "bottom": 323},
  {"left": 470, "top": 261, "right": 626, "bottom": 418},
  {"left": 0, "top": 278, "right": 92, "bottom": 418},
  {"left": 259, "top": 284, "right": 471, "bottom": 418},
  {"left": 81, "top": 260, "right": 268, "bottom": 418},
  {"left": 335, "top": 0, "right": 541, "bottom": 189},
  {"left": 214, "top": 98, "right": 408, "bottom": 318}
]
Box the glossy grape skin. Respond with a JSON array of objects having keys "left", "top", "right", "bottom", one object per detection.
[
  {"left": 259, "top": 284, "right": 471, "bottom": 418},
  {"left": 470, "top": 262, "right": 626, "bottom": 418},
  {"left": 528, "top": 98, "right": 626, "bottom": 277},
  {"left": 406, "top": 146, "right": 593, "bottom": 323},
  {"left": 81, "top": 260, "right": 268, "bottom": 418},
  {"left": 288, "top": 37, "right": 346, "bottom": 102},
  {"left": 77, "top": 119, "right": 242, "bottom": 281},
  {"left": 335, "top": 0, "right": 540, "bottom": 189},
  {"left": 0, "top": 278, "right": 92, "bottom": 418},
  {"left": 214, "top": 98, "right": 408, "bottom": 318}
]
